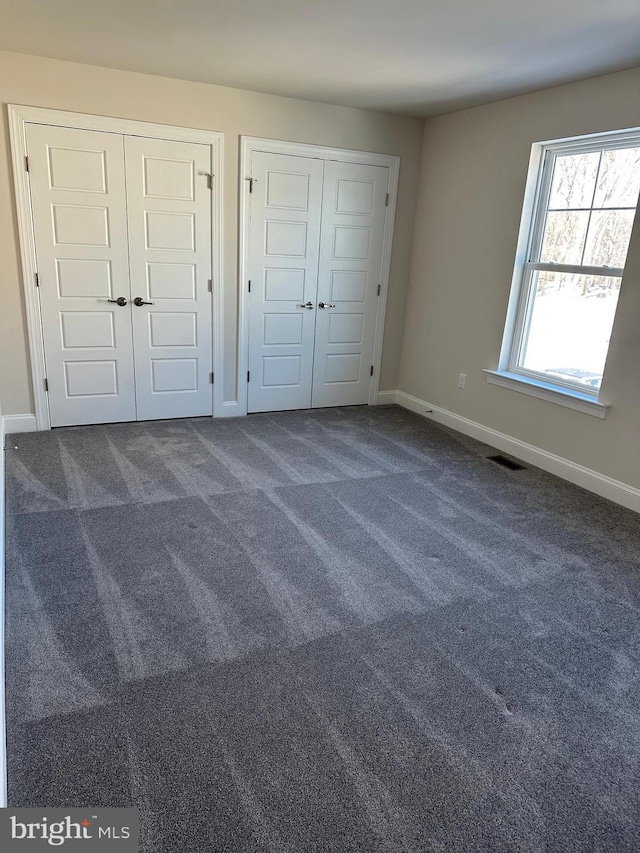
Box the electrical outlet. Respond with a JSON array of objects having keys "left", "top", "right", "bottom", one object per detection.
[{"left": 458, "top": 373, "right": 466, "bottom": 389}]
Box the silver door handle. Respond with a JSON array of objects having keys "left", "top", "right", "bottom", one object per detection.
[
  {"left": 133, "top": 297, "right": 154, "bottom": 306},
  {"left": 298, "top": 302, "right": 314, "bottom": 309},
  {"left": 108, "top": 296, "right": 128, "bottom": 307},
  {"left": 318, "top": 302, "right": 336, "bottom": 309}
]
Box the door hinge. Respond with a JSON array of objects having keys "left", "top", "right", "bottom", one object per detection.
[
  {"left": 246, "top": 177, "right": 255, "bottom": 193},
  {"left": 377, "top": 284, "right": 381, "bottom": 296},
  {"left": 247, "top": 370, "right": 250, "bottom": 383},
  {"left": 207, "top": 174, "right": 214, "bottom": 190},
  {"left": 44, "top": 377, "right": 48, "bottom": 391},
  {"left": 248, "top": 280, "right": 251, "bottom": 293},
  {"left": 370, "top": 365, "right": 374, "bottom": 376},
  {"left": 385, "top": 192, "right": 389, "bottom": 206},
  {"left": 210, "top": 372, "right": 214, "bottom": 384},
  {"left": 208, "top": 279, "right": 213, "bottom": 292},
  {"left": 35, "top": 272, "right": 40, "bottom": 287},
  {"left": 25, "top": 155, "right": 30, "bottom": 172}
]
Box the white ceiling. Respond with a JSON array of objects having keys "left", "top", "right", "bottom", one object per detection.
[{"left": 0, "top": 0, "right": 639, "bottom": 117}]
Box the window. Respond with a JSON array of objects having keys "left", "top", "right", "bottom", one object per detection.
[{"left": 492, "top": 130, "right": 640, "bottom": 415}]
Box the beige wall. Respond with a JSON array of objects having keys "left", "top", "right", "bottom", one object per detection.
[
  {"left": 399, "top": 66, "right": 640, "bottom": 489},
  {"left": 0, "top": 49, "right": 424, "bottom": 414}
]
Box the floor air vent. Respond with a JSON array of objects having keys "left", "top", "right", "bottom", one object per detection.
[{"left": 487, "top": 454, "right": 526, "bottom": 471}]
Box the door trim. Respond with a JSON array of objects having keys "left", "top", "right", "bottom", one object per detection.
[
  {"left": 8, "top": 104, "right": 224, "bottom": 430},
  {"left": 238, "top": 136, "right": 399, "bottom": 417}
]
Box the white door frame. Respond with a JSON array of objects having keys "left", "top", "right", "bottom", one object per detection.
[
  {"left": 238, "top": 136, "right": 399, "bottom": 417},
  {"left": 8, "top": 104, "right": 224, "bottom": 430}
]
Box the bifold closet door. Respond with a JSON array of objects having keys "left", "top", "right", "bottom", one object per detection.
[
  {"left": 311, "top": 161, "right": 389, "bottom": 408},
  {"left": 246, "top": 151, "right": 390, "bottom": 414},
  {"left": 26, "top": 124, "right": 214, "bottom": 427},
  {"left": 26, "top": 124, "right": 136, "bottom": 427},
  {"left": 247, "top": 151, "right": 324, "bottom": 413},
  {"left": 124, "top": 136, "right": 213, "bottom": 420}
]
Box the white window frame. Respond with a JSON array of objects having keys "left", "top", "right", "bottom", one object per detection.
[{"left": 487, "top": 126, "right": 640, "bottom": 419}]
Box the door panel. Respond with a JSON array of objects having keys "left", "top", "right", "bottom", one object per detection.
[
  {"left": 311, "top": 162, "right": 388, "bottom": 408},
  {"left": 124, "top": 136, "right": 213, "bottom": 420},
  {"left": 26, "top": 124, "right": 136, "bottom": 427},
  {"left": 247, "top": 152, "right": 324, "bottom": 413}
]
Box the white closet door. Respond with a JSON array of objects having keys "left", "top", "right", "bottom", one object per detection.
[
  {"left": 26, "top": 124, "right": 136, "bottom": 427},
  {"left": 311, "top": 161, "right": 389, "bottom": 408},
  {"left": 124, "top": 136, "right": 213, "bottom": 421},
  {"left": 247, "top": 152, "right": 324, "bottom": 413}
]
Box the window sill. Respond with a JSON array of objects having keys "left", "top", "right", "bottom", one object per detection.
[{"left": 484, "top": 370, "right": 610, "bottom": 419}]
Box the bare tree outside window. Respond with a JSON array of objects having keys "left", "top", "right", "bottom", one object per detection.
[{"left": 512, "top": 139, "right": 640, "bottom": 393}]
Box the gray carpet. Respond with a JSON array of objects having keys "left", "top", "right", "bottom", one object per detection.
[{"left": 4, "top": 405, "right": 640, "bottom": 852}]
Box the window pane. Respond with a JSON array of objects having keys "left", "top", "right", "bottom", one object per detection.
[
  {"left": 519, "top": 271, "right": 621, "bottom": 390},
  {"left": 539, "top": 210, "right": 589, "bottom": 264},
  {"left": 593, "top": 147, "right": 640, "bottom": 208},
  {"left": 548, "top": 152, "right": 600, "bottom": 209},
  {"left": 583, "top": 209, "right": 636, "bottom": 267}
]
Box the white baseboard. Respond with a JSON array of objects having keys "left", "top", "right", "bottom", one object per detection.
[
  {"left": 376, "top": 390, "right": 398, "bottom": 405},
  {"left": 220, "top": 401, "right": 239, "bottom": 418},
  {"left": 392, "top": 390, "right": 640, "bottom": 514},
  {"left": 4, "top": 413, "right": 37, "bottom": 434},
  {"left": 0, "top": 411, "right": 7, "bottom": 806}
]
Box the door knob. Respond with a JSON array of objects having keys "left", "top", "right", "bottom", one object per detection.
[
  {"left": 298, "top": 301, "right": 314, "bottom": 309},
  {"left": 318, "top": 301, "right": 336, "bottom": 309},
  {"left": 108, "top": 296, "right": 128, "bottom": 307},
  {"left": 133, "top": 297, "right": 154, "bottom": 306}
]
